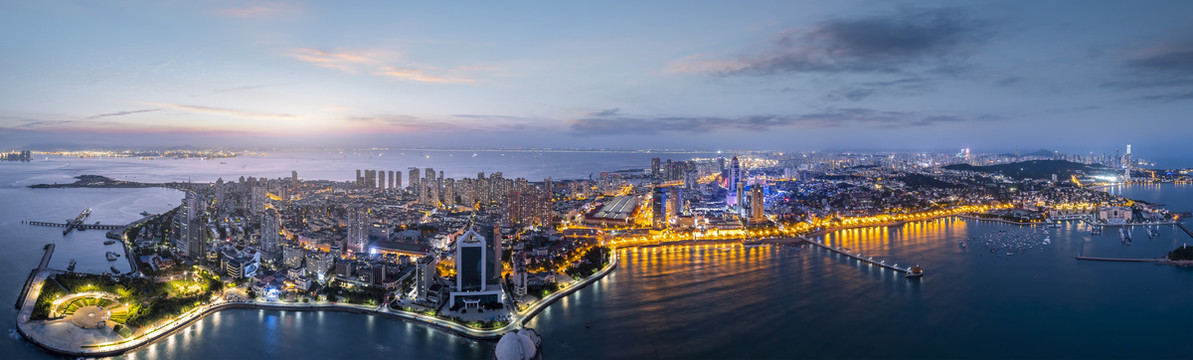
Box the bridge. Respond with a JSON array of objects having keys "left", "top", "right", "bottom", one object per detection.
[{"left": 804, "top": 237, "right": 921, "bottom": 278}]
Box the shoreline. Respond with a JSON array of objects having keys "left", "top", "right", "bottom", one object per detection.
[{"left": 15, "top": 252, "right": 619, "bottom": 357}]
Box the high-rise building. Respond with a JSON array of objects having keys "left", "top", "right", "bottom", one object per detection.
[
  {"left": 261, "top": 208, "right": 281, "bottom": 258},
  {"left": 750, "top": 183, "right": 765, "bottom": 224},
  {"left": 356, "top": 170, "right": 362, "bottom": 186},
  {"left": 416, "top": 256, "right": 436, "bottom": 301},
  {"left": 388, "top": 171, "right": 395, "bottom": 189},
  {"left": 667, "top": 187, "right": 683, "bottom": 222},
  {"left": 408, "top": 168, "right": 420, "bottom": 192},
  {"left": 378, "top": 170, "right": 386, "bottom": 190},
  {"left": 394, "top": 170, "right": 402, "bottom": 190},
  {"left": 651, "top": 158, "right": 661, "bottom": 179},
  {"left": 652, "top": 187, "right": 667, "bottom": 229},
  {"left": 282, "top": 244, "right": 304, "bottom": 269},
  {"left": 512, "top": 252, "right": 527, "bottom": 300},
  {"left": 449, "top": 228, "right": 504, "bottom": 307},
  {"left": 443, "top": 178, "right": 456, "bottom": 207},
  {"left": 346, "top": 206, "right": 370, "bottom": 254},
  {"left": 736, "top": 181, "right": 746, "bottom": 213},
  {"left": 291, "top": 171, "right": 298, "bottom": 183}
]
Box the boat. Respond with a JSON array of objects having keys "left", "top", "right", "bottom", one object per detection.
[
  {"left": 742, "top": 238, "right": 765, "bottom": 248},
  {"left": 140, "top": 211, "right": 151, "bottom": 216},
  {"left": 585, "top": 320, "right": 591, "bottom": 328},
  {"left": 106, "top": 251, "right": 119, "bottom": 261},
  {"left": 67, "top": 259, "right": 77, "bottom": 272},
  {"left": 104, "top": 240, "right": 116, "bottom": 245},
  {"left": 906, "top": 265, "right": 924, "bottom": 278},
  {"left": 110, "top": 266, "right": 121, "bottom": 274}
]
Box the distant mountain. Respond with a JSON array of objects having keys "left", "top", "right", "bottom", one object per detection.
[
  {"left": 998, "top": 149, "right": 1056, "bottom": 158},
  {"left": 943, "top": 160, "right": 1112, "bottom": 179}
]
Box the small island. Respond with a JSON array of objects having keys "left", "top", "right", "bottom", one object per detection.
[
  {"left": 29, "top": 175, "right": 168, "bottom": 189},
  {"left": 1168, "top": 245, "right": 1193, "bottom": 266}
]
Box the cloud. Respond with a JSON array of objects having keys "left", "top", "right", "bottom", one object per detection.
[
  {"left": 86, "top": 108, "right": 160, "bottom": 120},
  {"left": 452, "top": 114, "right": 535, "bottom": 121},
  {"left": 568, "top": 108, "right": 993, "bottom": 136},
  {"left": 1105, "top": 42, "right": 1193, "bottom": 102},
  {"left": 220, "top": 1, "right": 303, "bottom": 18},
  {"left": 286, "top": 48, "right": 391, "bottom": 73},
  {"left": 669, "top": 8, "right": 985, "bottom": 76},
  {"left": 146, "top": 102, "right": 297, "bottom": 120},
  {"left": 590, "top": 108, "right": 621, "bottom": 117},
  {"left": 828, "top": 77, "right": 929, "bottom": 101},
  {"left": 286, "top": 48, "right": 480, "bottom": 83},
  {"left": 212, "top": 84, "right": 287, "bottom": 94},
  {"left": 377, "top": 67, "right": 474, "bottom": 83}
]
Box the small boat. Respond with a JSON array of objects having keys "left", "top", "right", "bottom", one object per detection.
[
  {"left": 110, "top": 266, "right": 121, "bottom": 274},
  {"left": 104, "top": 240, "right": 116, "bottom": 245},
  {"left": 906, "top": 265, "right": 924, "bottom": 278},
  {"left": 140, "top": 211, "right": 151, "bottom": 216},
  {"left": 585, "top": 320, "right": 591, "bottom": 328},
  {"left": 67, "top": 259, "right": 77, "bottom": 272},
  {"left": 106, "top": 251, "right": 119, "bottom": 261}
]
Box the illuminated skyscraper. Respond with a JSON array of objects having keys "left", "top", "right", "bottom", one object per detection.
[
  {"left": 750, "top": 183, "right": 765, "bottom": 224},
  {"left": 449, "top": 228, "right": 504, "bottom": 308},
  {"left": 346, "top": 205, "right": 370, "bottom": 254}
]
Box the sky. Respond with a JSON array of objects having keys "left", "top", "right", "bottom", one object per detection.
[{"left": 2, "top": 1, "right": 1192, "bottom": 158}]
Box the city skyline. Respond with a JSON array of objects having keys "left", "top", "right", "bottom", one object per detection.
[{"left": 3, "top": 1, "right": 1193, "bottom": 154}]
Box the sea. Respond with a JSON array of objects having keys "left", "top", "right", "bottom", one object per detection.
[{"left": 1, "top": 150, "right": 1191, "bottom": 359}]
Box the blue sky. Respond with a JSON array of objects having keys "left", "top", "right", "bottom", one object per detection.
[{"left": 2, "top": 1, "right": 1192, "bottom": 158}]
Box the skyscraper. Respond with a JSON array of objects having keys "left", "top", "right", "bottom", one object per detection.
[
  {"left": 652, "top": 187, "right": 667, "bottom": 229},
  {"left": 409, "top": 167, "right": 420, "bottom": 194},
  {"left": 750, "top": 183, "right": 765, "bottom": 224},
  {"left": 388, "top": 171, "right": 395, "bottom": 189},
  {"left": 346, "top": 205, "right": 370, "bottom": 254},
  {"left": 450, "top": 228, "right": 504, "bottom": 307},
  {"left": 651, "top": 158, "right": 661, "bottom": 179},
  {"left": 261, "top": 208, "right": 281, "bottom": 258}
]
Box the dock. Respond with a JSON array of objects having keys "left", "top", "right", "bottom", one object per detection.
[
  {"left": 805, "top": 237, "right": 920, "bottom": 277},
  {"left": 22, "top": 208, "right": 123, "bottom": 234}
]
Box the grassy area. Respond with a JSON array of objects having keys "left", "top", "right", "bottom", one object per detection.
[{"left": 29, "top": 270, "right": 224, "bottom": 329}]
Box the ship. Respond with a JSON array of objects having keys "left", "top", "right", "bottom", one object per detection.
[
  {"left": 906, "top": 265, "right": 924, "bottom": 278},
  {"left": 110, "top": 266, "right": 121, "bottom": 275},
  {"left": 106, "top": 251, "right": 119, "bottom": 261},
  {"left": 104, "top": 240, "right": 116, "bottom": 245}
]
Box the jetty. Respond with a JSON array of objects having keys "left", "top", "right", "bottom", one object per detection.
[
  {"left": 15, "top": 243, "right": 56, "bottom": 309},
  {"left": 805, "top": 237, "right": 920, "bottom": 277},
  {"left": 1178, "top": 223, "right": 1193, "bottom": 240}
]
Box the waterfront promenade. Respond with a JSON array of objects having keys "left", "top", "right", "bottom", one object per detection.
[{"left": 15, "top": 252, "right": 619, "bottom": 357}]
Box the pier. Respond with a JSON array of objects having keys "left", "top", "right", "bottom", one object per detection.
[
  {"left": 23, "top": 208, "right": 123, "bottom": 234},
  {"left": 804, "top": 237, "right": 920, "bottom": 277},
  {"left": 1075, "top": 256, "right": 1164, "bottom": 263}
]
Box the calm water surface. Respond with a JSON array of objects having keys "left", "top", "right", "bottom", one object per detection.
[{"left": 2, "top": 157, "right": 1191, "bottom": 359}]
